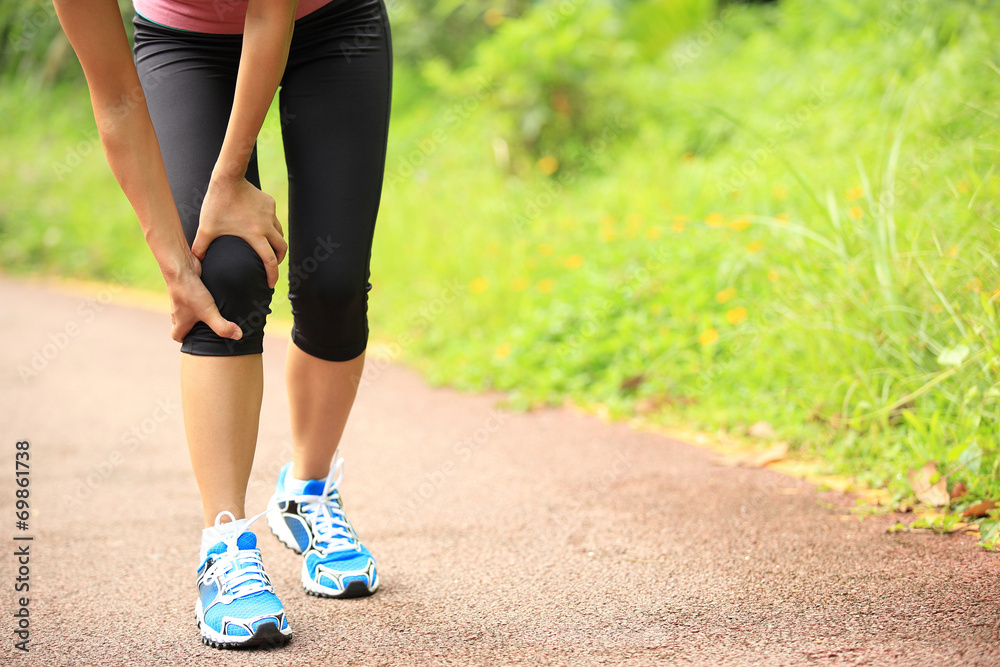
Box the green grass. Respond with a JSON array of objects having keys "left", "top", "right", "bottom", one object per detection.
[{"left": 2, "top": 0, "right": 999, "bottom": 542}]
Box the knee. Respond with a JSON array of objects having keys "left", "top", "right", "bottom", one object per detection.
[
  {"left": 292, "top": 266, "right": 365, "bottom": 312},
  {"left": 181, "top": 236, "right": 274, "bottom": 356},
  {"left": 289, "top": 265, "right": 370, "bottom": 361}
]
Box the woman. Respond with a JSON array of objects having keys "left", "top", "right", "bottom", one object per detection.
[{"left": 53, "top": 0, "right": 392, "bottom": 649}]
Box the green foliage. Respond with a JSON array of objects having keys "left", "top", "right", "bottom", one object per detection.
[
  {"left": 388, "top": 0, "right": 513, "bottom": 70},
  {"left": 979, "top": 509, "right": 1000, "bottom": 551},
  {"left": 427, "top": 0, "right": 711, "bottom": 167},
  {"left": 374, "top": 0, "right": 1000, "bottom": 504},
  {"left": 0, "top": 0, "right": 134, "bottom": 84}
]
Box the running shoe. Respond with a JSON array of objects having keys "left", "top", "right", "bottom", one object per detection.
[
  {"left": 195, "top": 511, "right": 291, "bottom": 649},
  {"left": 267, "top": 456, "right": 379, "bottom": 598}
]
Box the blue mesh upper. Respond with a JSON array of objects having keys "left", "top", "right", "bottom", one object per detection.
[
  {"left": 305, "top": 546, "right": 374, "bottom": 574},
  {"left": 205, "top": 590, "right": 284, "bottom": 629}
]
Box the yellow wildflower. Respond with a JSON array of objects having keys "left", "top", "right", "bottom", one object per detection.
[
  {"left": 716, "top": 287, "right": 737, "bottom": 303},
  {"left": 537, "top": 155, "right": 559, "bottom": 175},
  {"left": 726, "top": 307, "right": 748, "bottom": 325},
  {"left": 484, "top": 7, "right": 505, "bottom": 26}
]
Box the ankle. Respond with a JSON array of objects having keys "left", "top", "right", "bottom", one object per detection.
[{"left": 289, "top": 463, "right": 330, "bottom": 482}]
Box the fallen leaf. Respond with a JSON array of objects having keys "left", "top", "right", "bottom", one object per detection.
[
  {"left": 635, "top": 393, "right": 697, "bottom": 414},
  {"left": 743, "top": 441, "right": 788, "bottom": 467},
  {"left": 712, "top": 441, "right": 788, "bottom": 468},
  {"left": 748, "top": 420, "right": 775, "bottom": 438},
  {"left": 908, "top": 462, "right": 950, "bottom": 507},
  {"left": 962, "top": 500, "right": 997, "bottom": 518},
  {"left": 945, "top": 522, "right": 972, "bottom": 534},
  {"left": 950, "top": 482, "right": 968, "bottom": 500}
]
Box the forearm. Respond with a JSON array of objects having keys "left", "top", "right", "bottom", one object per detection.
[
  {"left": 54, "top": 0, "right": 191, "bottom": 281},
  {"left": 213, "top": 0, "right": 299, "bottom": 182},
  {"left": 96, "top": 96, "right": 192, "bottom": 278}
]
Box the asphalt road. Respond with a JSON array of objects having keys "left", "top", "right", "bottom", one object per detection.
[{"left": 2, "top": 276, "right": 998, "bottom": 666}]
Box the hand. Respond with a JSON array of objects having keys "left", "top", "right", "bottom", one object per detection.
[
  {"left": 192, "top": 175, "right": 288, "bottom": 289},
  {"left": 165, "top": 254, "right": 243, "bottom": 343}
]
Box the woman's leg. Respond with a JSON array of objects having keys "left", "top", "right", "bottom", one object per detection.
[
  {"left": 264, "top": 0, "right": 391, "bottom": 599},
  {"left": 133, "top": 18, "right": 274, "bottom": 527},
  {"left": 133, "top": 14, "right": 291, "bottom": 650},
  {"left": 287, "top": 347, "right": 366, "bottom": 480},
  {"left": 280, "top": 0, "right": 393, "bottom": 477},
  {"left": 181, "top": 355, "right": 263, "bottom": 525}
]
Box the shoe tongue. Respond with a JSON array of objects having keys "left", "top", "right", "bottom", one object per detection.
[
  {"left": 206, "top": 530, "right": 258, "bottom": 560},
  {"left": 236, "top": 531, "right": 257, "bottom": 550},
  {"left": 303, "top": 479, "right": 327, "bottom": 496}
]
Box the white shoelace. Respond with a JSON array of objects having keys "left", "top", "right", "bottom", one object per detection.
[
  {"left": 288, "top": 456, "right": 360, "bottom": 556},
  {"left": 203, "top": 510, "right": 273, "bottom": 597}
]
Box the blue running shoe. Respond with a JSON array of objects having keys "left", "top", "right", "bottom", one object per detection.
[
  {"left": 267, "top": 457, "right": 379, "bottom": 598},
  {"left": 195, "top": 511, "right": 291, "bottom": 649}
]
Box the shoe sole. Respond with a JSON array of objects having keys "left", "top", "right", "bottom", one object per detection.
[
  {"left": 199, "top": 620, "right": 291, "bottom": 650},
  {"left": 195, "top": 601, "right": 292, "bottom": 650},
  {"left": 304, "top": 579, "right": 376, "bottom": 599},
  {"left": 267, "top": 499, "right": 380, "bottom": 599}
]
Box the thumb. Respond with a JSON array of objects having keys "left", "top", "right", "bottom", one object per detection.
[{"left": 191, "top": 229, "right": 210, "bottom": 261}]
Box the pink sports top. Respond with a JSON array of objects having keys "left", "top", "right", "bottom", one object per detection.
[{"left": 132, "top": 0, "right": 335, "bottom": 34}]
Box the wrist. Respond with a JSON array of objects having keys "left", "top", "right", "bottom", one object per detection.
[
  {"left": 210, "top": 159, "right": 248, "bottom": 186},
  {"left": 156, "top": 248, "right": 196, "bottom": 284}
]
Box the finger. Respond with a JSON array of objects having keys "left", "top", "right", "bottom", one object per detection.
[
  {"left": 267, "top": 226, "right": 288, "bottom": 265},
  {"left": 201, "top": 306, "right": 243, "bottom": 341},
  {"left": 250, "top": 238, "right": 280, "bottom": 289}
]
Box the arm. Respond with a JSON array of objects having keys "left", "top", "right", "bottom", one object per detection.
[
  {"left": 52, "top": 0, "right": 242, "bottom": 342},
  {"left": 192, "top": 0, "right": 299, "bottom": 288}
]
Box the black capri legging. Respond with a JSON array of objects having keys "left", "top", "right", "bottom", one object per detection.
[{"left": 132, "top": 0, "right": 392, "bottom": 361}]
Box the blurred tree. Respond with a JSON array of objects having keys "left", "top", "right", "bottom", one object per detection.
[
  {"left": 390, "top": 0, "right": 538, "bottom": 69},
  {"left": 430, "top": 0, "right": 716, "bottom": 170}
]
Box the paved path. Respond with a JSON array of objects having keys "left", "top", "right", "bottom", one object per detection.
[{"left": 1, "top": 276, "right": 998, "bottom": 666}]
